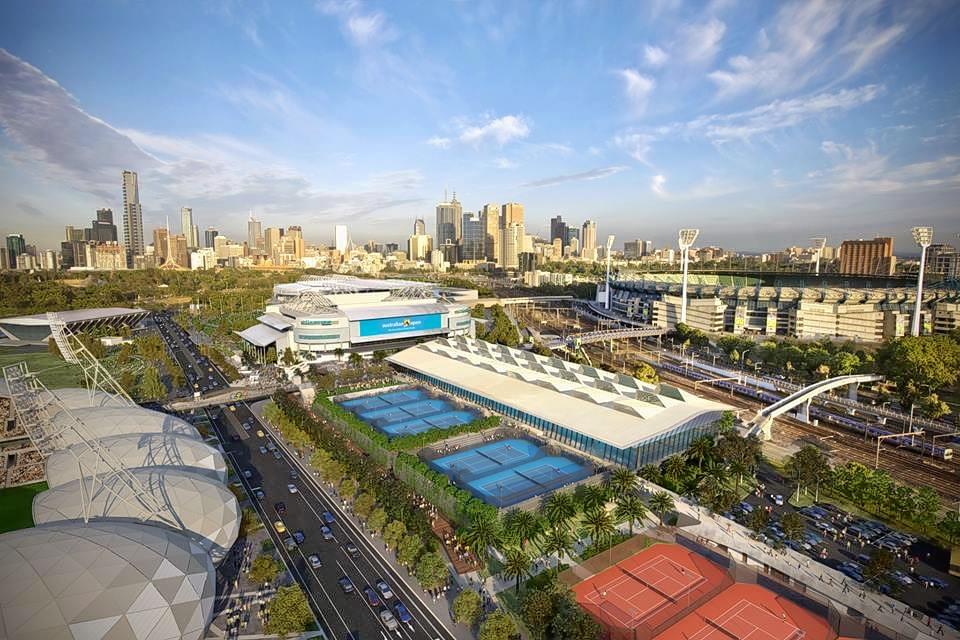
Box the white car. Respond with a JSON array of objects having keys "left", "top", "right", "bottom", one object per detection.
[{"left": 287, "top": 484, "right": 298, "bottom": 494}]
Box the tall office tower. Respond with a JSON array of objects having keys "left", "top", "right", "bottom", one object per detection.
[
  {"left": 839, "top": 237, "right": 895, "bottom": 275},
  {"left": 335, "top": 224, "right": 349, "bottom": 253},
  {"left": 179, "top": 207, "right": 195, "bottom": 248},
  {"left": 204, "top": 227, "right": 218, "bottom": 248},
  {"left": 264, "top": 227, "right": 283, "bottom": 260},
  {"left": 552, "top": 237, "right": 563, "bottom": 258},
  {"left": 168, "top": 234, "right": 189, "bottom": 268},
  {"left": 461, "top": 213, "right": 485, "bottom": 262},
  {"left": 436, "top": 193, "right": 463, "bottom": 246},
  {"left": 287, "top": 226, "right": 304, "bottom": 259},
  {"left": 581, "top": 220, "right": 597, "bottom": 254},
  {"left": 499, "top": 222, "right": 525, "bottom": 269},
  {"left": 121, "top": 170, "right": 144, "bottom": 267},
  {"left": 247, "top": 213, "right": 262, "bottom": 251},
  {"left": 550, "top": 215, "right": 568, "bottom": 243},
  {"left": 152, "top": 228, "right": 169, "bottom": 262},
  {"left": 407, "top": 233, "right": 433, "bottom": 261},
  {"left": 624, "top": 240, "right": 645, "bottom": 259},
  {"left": 90, "top": 208, "right": 118, "bottom": 242},
  {"left": 501, "top": 202, "right": 524, "bottom": 227},
  {"left": 413, "top": 218, "right": 426, "bottom": 236},
  {"left": 566, "top": 227, "right": 580, "bottom": 248},
  {"left": 478, "top": 203, "right": 500, "bottom": 262},
  {"left": 5, "top": 234, "right": 26, "bottom": 267}
]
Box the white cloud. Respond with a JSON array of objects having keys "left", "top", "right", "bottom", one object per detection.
[
  {"left": 812, "top": 141, "right": 960, "bottom": 193},
  {"left": 612, "top": 132, "right": 655, "bottom": 164},
  {"left": 426, "top": 136, "right": 451, "bottom": 149},
  {"left": 459, "top": 114, "right": 530, "bottom": 146},
  {"left": 679, "top": 18, "right": 726, "bottom": 63},
  {"left": 617, "top": 69, "right": 656, "bottom": 116},
  {"left": 651, "top": 174, "right": 668, "bottom": 196},
  {"left": 522, "top": 166, "right": 628, "bottom": 188},
  {"left": 494, "top": 157, "right": 517, "bottom": 169},
  {"left": 318, "top": 0, "right": 396, "bottom": 47},
  {"left": 644, "top": 45, "right": 668, "bottom": 67},
  {"left": 588, "top": 146, "right": 602, "bottom": 156}
]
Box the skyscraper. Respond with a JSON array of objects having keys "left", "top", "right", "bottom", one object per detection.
[
  {"left": 204, "top": 227, "right": 218, "bottom": 248},
  {"left": 6, "top": 234, "right": 26, "bottom": 268},
  {"left": 264, "top": 227, "right": 283, "bottom": 261},
  {"left": 581, "top": 220, "right": 597, "bottom": 253},
  {"left": 247, "top": 213, "right": 262, "bottom": 251},
  {"left": 335, "top": 224, "right": 349, "bottom": 253},
  {"left": 499, "top": 222, "right": 525, "bottom": 269},
  {"left": 501, "top": 202, "right": 524, "bottom": 227},
  {"left": 90, "top": 208, "right": 118, "bottom": 242},
  {"left": 461, "top": 213, "right": 484, "bottom": 262},
  {"left": 550, "top": 216, "right": 568, "bottom": 243},
  {"left": 480, "top": 203, "right": 500, "bottom": 262},
  {"left": 286, "top": 226, "right": 304, "bottom": 259},
  {"left": 413, "top": 218, "right": 426, "bottom": 236},
  {"left": 121, "top": 170, "right": 144, "bottom": 268},
  {"left": 152, "top": 227, "right": 169, "bottom": 263},
  {"left": 180, "top": 207, "right": 195, "bottom": 248},
  {"left": 436, "top": 193, "right": 463, "bottom": 246}
]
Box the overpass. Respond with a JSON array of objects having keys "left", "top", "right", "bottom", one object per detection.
[
  {"left": 473, "top": 295, "right": 575, "bottom": 308},
  {"left": 165, "top": 384, "right": 294, "bottom": 410},
  {"left": 546, "top": 325, "right": 667, "bottom": 349},
  {"left": 745, "top": 373, "right": 884, "bottom": 440}
]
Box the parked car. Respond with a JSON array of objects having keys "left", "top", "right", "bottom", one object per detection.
[
  {"left": 375, "top": 579, "right": 394, "bottom": 600},
  {"left": 308, "top": 554, "right": 323, "bottom": 569},
  {"left": 393, "top": 601, "right": 412, "bottom": 624},
  {"left": 259, "top": 446, "right": 267, "bottom": 455},
  {"left": 292, "top": 530, "right": 305, "bottom": 544},
  {"left": 321, "top": 525, "right": 333, "bottom": 540},
  {"left": 338, "top": 576, "right": 355, "bottom": 594},
  {"left": 379, "top": 609, "right": 399, "bottom": 631},
  {"left": 322, "top": 511, "right": 336, "bottom": 524},
  {"left": 345, "top": 541, "right": 359, "bottom": 557},
  {"left": 273, "top": 520, "right": 286, "bottom": 534},
  {"left": 287, "top": 484, "right": 298, "bottom": 494},
  {"left": 362, "top": 586, "right": 380, "bottom": 606}
]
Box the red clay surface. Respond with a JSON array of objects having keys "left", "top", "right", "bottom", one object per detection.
[
  {"left": 657, "top": 583, "right": 836, "bottom": 640},
  {"left": 573, "top": 543, "right": 731, "bottom": 638}
]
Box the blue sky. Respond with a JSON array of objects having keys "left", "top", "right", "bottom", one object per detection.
[{"left": 1, "top": 0, "right": 959, "bottom": 253}]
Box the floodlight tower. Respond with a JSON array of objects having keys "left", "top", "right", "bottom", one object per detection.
[
  {"left": 811, "top": 237, "right": 827, "bottom": 276},
  {"left": 678, "top": 228, "right": 700, "bottom": 324},
  {"left": 604, "top": 234, "right": 616, "bottom": 309},
  {"left": 911, "top": 226, "right": 933, "bottom": 336}
]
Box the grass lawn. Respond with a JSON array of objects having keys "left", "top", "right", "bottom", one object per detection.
[
  {"left": 0, "top": 347, "right": 81, "bottom": 389},
  {"left": 0, "top": 482, "right": 47, "bottom": 533}
]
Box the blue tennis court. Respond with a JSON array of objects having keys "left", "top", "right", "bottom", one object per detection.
[
  {"left": 429, "top": 438, "right": 592, "bottom": 507},
  {"left": 337, "top": 387, "right": 478, "bottom": 439}
]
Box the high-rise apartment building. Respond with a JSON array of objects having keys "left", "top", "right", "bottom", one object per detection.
[
  {"left": 204, "top": 227, "right": 218, "bottom": 249},
  {"left": 436, "top": 194, "right": 463, "bottom": 246},
  {"left": 480, "top": 203, "right": 500, "bottom": 262},
  {"left": 407, "top": 233, "right": 433, "bottom": 261},
  {"left": 121, "top": 170, "right": 144, "bottom": 268},
  {"left": 247, "top": 213, "right": 262, "bottom": 252},
  {"left": 461, "top": 213, "right": 485, "bottom": 262},
  {"left": 88, "top": 208, "right": 119, "bottom": 243},
  {"left": 264, "top": 227, "right": 283, "bottom": 261},
  {"left": 501, "top": 202, "right": 524, "bottom": 227},
  {"left": 286, "top": 226, "right": 304, "bottom": 259},
  {"left": 168, "top": 234, "right": 189, "bottom": 268},
  {"left": 550, "top": 216, "right": 568, "bottom": 244},
  {"left": 335, "top": 224, "right": 349, "bottom": 253},
  {"left": 413, "top": 218, "right": 426, "bottom": 236},
  {"left": 838, "top": 237, "right": 895, "bottom": 276},
  {"left": 499, "top": 222, "right": 525, "bottom": 269},
  {"left": 180, "top": 207, "right": 195, "bottom": 248},
  {"left": 152, "top": 228, "right": 169, "bottom": 263},
  {"left": 581, "top": 220, "right": 597, "bottom": 252}
]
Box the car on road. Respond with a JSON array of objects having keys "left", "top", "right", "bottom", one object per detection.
[
  {"left": 362, "top": 585, "right": 380, "bottom": 606},
  {"left": 379, "top": 609, "right": 399, "bottom": 631},
  {"left": 287, "top": 483, "right": 298, "bottom": 494},
  {"left": 393, "top": 601, "right": 412, "bottom": 624},
  {"left": 274, "top": 520, "right": 286, "bottom": 534},
  {"left": 321, "top": 525, "right": 333, "bottom": 540},
  {"left": 321, "top": 511, "right": 335, "bottom": 524},
  {"left": 275, "top": 502, "right": 286, "bottom": 516},
  {"left": 242, "top": 469, "right": 253, "bottom": 478},
  {"left": 375, "top": 579, "right": 394, "bottom": 600},
  {"left": 891, "top": 570, "right": 913, "bottom": 586},
  {"left": 256, "top": 430, "right": 264, "bottom": 437},
  {"left": 259, "top": 446, "right": 267, "bottom": 455},
  {"left": 273, "top": 451, "right": 282, "bottom": 460},
  {"left": 254, "top": 488, "right": 265, "bottom": 500},
  {"left": 292, "top": 530, "right": 305, "bottom": 544},
  {"left": 919, "top": 576, "right": 949, "bottom": 589},
  {"left": 338, "top": 576, "right": 355, "bottom": 594},
  {"left": 345, "top": 541, "right": 359, "bottom": 557},
  {"left": 769, "top": 494, "right": 784, "bottom": 506},
  {"left": 308, "top": 554, "right": 323, "bottom": 569},
  {"left": 284, "top": 536, "right": 296, "bottom": 550}
]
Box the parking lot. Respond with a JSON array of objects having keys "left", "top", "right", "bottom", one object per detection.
[{"left": 726, "top": 467, "right": 958, "bottom": 628}]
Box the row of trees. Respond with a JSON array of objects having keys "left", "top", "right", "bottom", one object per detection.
[{"left": 477, "top": 304, "right": 521, "bottom": 347}]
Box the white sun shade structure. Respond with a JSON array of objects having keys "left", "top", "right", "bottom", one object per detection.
[
  {"left": 0, "top": 521, "right": 215, "bottom": 640},
  {"left": 45, "top": 434, "right": 227, "bottom": 488},
  {"left": 49, "top": 406, "right": 202, "bottom": 446},
  {"left": 48, "top": 387, "right": 126, "bottom": 410},
  {"left": 33, "top": 468, "right": 240, "bottom": 563}
]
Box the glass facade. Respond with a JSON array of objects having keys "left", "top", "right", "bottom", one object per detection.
[
  {"left": 461, "top": 213, "right": 485, "bottom": 262},
  {"left": 405, "top": 370, "right": 718, "bottom": 469}
]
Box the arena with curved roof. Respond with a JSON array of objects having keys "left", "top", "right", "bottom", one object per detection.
[
  {"left": 0, "top": 521, "right": 215, "bottom": 640},
  {"left": 51, "top": 406, "right": 201, "bottom": 445}
]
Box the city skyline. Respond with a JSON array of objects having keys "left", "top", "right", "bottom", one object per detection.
[{"left": 1, "top": 1, "right": 959, "bottom": 251}]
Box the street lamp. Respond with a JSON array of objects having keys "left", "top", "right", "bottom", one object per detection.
[
  {"left": 910, "top": 226, "right": 933, "bottom": 337},
  {"left": 678, "top": 228, "right": 700, "bottom": 325},
  {"left": 811, "top": 237, "right": 826, "bottom": 276},
  {"left": 605, "top": 235, "right": 615, "bottom": 309}
]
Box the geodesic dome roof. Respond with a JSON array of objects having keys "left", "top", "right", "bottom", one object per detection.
[
  {"left": 33, "top": 468, "right": 239, "bottom": 563},
  {"left": 0, "top": 521, "right": 214, "bottom": 640},
  {"left": 51, "top": 406, "right": 201, "bottom": 446},
  {"left": 45, "top": 434, "right": 227, "bottom": 488}
]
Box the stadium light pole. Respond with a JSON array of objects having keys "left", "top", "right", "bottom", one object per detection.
[
  {"left": 911, "top": 226, "right": 933, "bottom": 336},
  {"left": 678, "top": 229, "right": 700, "bottom": 324},
  {"left": 605, "top": 234, "right": 615, "bottom": 310},
  {"left": 811, "top": 237, "right": 827, "bottom": 276}
]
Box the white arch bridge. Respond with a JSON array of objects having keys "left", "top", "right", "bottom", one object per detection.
[{"left": 745, "top": 373, "right": 884, "bottom": 440}]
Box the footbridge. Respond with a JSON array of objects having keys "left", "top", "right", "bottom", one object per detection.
[
  {"left": 745, "top": 373, "right": 884, "bottom": 440},
  {"left": 165, "top": 384, "right": 295, "bottom": 410},
  {"left": 546, "top": 325, "right": 667, "bottom": 349}
]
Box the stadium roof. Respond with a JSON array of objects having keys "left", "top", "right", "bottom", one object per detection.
[
  {"left": 257, "top": 312, "right": 293, "bottom": 331},
  {"left": 0, "top": 521, "right": 214, "bottom": 640},
  {"left": 0, "top": 307, "right": 149, "bottom": 342},
  {"left": 46, "top": 434, "right": 227, "bottom": 487},
  {"left": 47, "top": 387, "right": 126, "bottom": 410},
  {"left": 33, "top": 468, "right": 240, "bottom": 563},
  {"left": 52, "top": 406, "right": 201, "bottom": 446},
  {"left": 341, "top": 302, "right": 454, "bottom": 321},
  {"left": 388, "top": 337, "right": 729, "bottom": 450},
  {"left": 235, "top": 323, "right": 283, "bottom": 347}
]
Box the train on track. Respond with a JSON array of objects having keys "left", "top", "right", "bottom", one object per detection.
[{"left": 659, "top": 362, "right": 955, "bottom": 461}]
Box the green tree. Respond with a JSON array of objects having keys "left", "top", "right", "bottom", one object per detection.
[
  {"left": 542, "top": 527, "right": 573, "bottom": 575},
  {"left": 462, "top": 513, "right": 502, "bottom": 559},
  {"left": 580, "top": 507, "right": 616, "bottom": 554},
  {"left": 634, "top": 362, "right": 658, "bottom": 383},
  {"left": 250, "top": 554, "right": 281, "bottom": 583},
  {"left": 503, "top": 509, "right": 542, "bottom": 551},
  {"left": 372, "top": 349, "right": 388, "bottom": 362},
  {"left": 685, "top": 435, "right": 715, "bottom": 471},
  {"left": 939, "top": 511, "right": 960, "bottom": 544},
  {"left": 662, "top": 455, "right": 688, "bottom": 484},
  {"left": 397, "top": 533, "right": 423, "bottom": 567},
  {"left": 354, "top": 492, "right": 376, "bottom": 520},
  {"left": 137, "top": 366, "right": 166, "bottom": 401},
  {"left": 608, "top": 467, "right": 638, "bottom": 496},
  {"left": 368, "top": 507, "right": 387, "bottom": 534},
  {"left": 550, "top": 593, "right": 602, "bottom": 640},
  {"left": 614, "top": 494, "right": 648, "bottom": 535},
  {"left": 452, "top": 590, "right": 483, "bottom": 627},
  {"left": 780, "top": 512, "right": 805, "bottom": 542},
  {"left": 338, "top": 476, "right": 358, "bottom": 501},
  {"left": 747, "top": 507, "right": 770, "bottom": 534},
  {"left": 348, "top": 352, "right": 363, "bottom": 368},
  {"left": 333, "top": 347, "right": 344, "bottom": 362},
  {"left": 414, "top": 551, "right": 448, "bottom": 590},
  {"left": 912, "top": 487, "right": 941, "bottom": 532},
  {"left": 649, "top": 491, "right": 675, "bottom": 527},
  {"left": 876, "top": 335, "right": 960, "bottom": 404},
  {"left": 576, "top": 484, "right": 610, "bottom": 513},
  {"left": 478, "top": 611, "right": 517, "bottom": 640},
  {"left": 542, "top": 491, "right": 578, "bottom": 532},
  {"left": 264, "top": 586, "right": 313, "bottom": 638},
  {"left": 383, "top": 520, "right": 407, "bottom": 550},
  {"left": 521, "top": 588, "right": 555, "bottom": 640},
  {"left": 920, "top": 394, "right": 951, "bottom": 419},
  {"left": 502, "top": 547, "right": 532, "bottom": 593},
  {"left": 863, "top": 549, "right": 896, "bottom": 592},
  {"left": 282, "top": 347, "right": 296, "bottom": 365}
]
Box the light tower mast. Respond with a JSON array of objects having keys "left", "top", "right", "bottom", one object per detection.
[
  {"left": 911, "top": 226, "right": 933, "bottom": 336},
  {"left": 811, "top": 237, "right": 827, "bottom": 276},
  {"left": 678, "top": 228, "right": 700, "bottom": 325}
]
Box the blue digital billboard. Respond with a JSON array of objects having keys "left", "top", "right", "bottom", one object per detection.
[{"left": 358, "top": 313, "right": 442, "bottom": 337}]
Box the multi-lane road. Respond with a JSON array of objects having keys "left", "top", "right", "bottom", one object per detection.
[{"left": 152, "top": 312, "right": 455, "bottom": 640}]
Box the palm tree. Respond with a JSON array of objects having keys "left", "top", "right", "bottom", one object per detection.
[
  {"left": 649, "top": 491, "right": 675, "bottom": 527},
  {"left": 614, "top": 494, "right": 648, "bottom": 535},
  {"left": 462, "top": 515, "right": 502, "bottom": 560},
  {"left": 662, "top": 455, "right": 688, "bottom": 483},
  {"left": 502, "top": 547, "right": 532, "bottom": 594},
  {"left": 608, "top": 467, "right": 637, "bottom": 496},
  {"left": 577, "top": 484, "right": 610, "bottom": 513},
  {"left": 510, "top": 510, "right": 542, "bottom": 551},
  {"left": 581, "top": 507, "right": 616, "bottom": 546},
  {"left": 541, "top": 527, "right": 573, "bottom": 576},
  {"left": 348, "top": 352, "right": 363, "bottom": 367},
  {"left": 697, "top": 474, "right": 723, "bottom": 506},
  {"left": 729, "top": 460, "right": 749, "bottom": 494},
  {"left": 638, "top": 464, "right": 661, "bottom": 484},
  {"left": 333, "top": 347, "right": 344, "bottom": 362},
  {"left": 686, "top": 435, "right": 715, "bottom": 471},
  {"left": 542, "top": 491, "right": 577, "bottom": 532}
]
